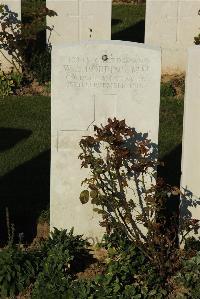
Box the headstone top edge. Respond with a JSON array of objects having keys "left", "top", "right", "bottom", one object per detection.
[
  {"left": 188, "top": 45, "right": 200, "bottom": 52},
  {"left": 52, "top": 40, "right": 161, "bottom": 53}
]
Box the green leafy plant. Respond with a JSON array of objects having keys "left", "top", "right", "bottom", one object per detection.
[
  {"left": 32, "top": 228, "right": 90, "bottom": 298},
  {"left": 0, "top": 246, "right": 41, "bottom": 298},
  {"left": 173, "top": 251, "right": 200, "bottom": 298},
  {"left": 0, "top": 72, "right": 14, "bottom": 97},
  {"left": 79, "top": 118, "right": 199, "bottom": 283},
  {"left": 0, "top": 70, "right": 23, "bottom": 98},
  {"left": 40, "top": 227, "right": 89, "bottom": 258},
  {"left": 68, "top": 242, "right": 168, "bottom": 299},
  {"left": 31, "top": 244, "right": 73, "bottom": 299},
  {"left": 185, "top": 236, "right": 200, "bottom": 252}
]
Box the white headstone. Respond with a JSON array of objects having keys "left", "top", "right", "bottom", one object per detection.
[
  {"left": 0, "top": 0, "right": 21, "bottom": 72},
  {"left": 145, "top": 0, "right": 200, "bottom": 73},
  {"left": 51, "top": 41, "right": 161, "bottom": 241},
  {"left": 181, "top": 46, "right": 200, "bottom": 227},
  {"left": 46, "top": 0, "right": 112, "bottom": 44}
]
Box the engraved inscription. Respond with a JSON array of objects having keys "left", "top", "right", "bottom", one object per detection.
[{"left": 63, "top": 54, "right": 150, "bottom": 90}]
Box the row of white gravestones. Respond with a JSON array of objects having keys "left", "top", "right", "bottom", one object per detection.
[
  {"left": 0, "top": 0, "right": 21, "bottom": 72},
  {"left": 181, "top": 46, "right": 200, "bottom": 225},
  {"left": 145, "top": 0, "right": 200, "bottom": 73},
  {"left": 50, "top": 41, "right": 161, "bottom": 241},
  {"left": 1, "top": 0, "right": 199, "bottom": 74},
  {"left": 46, "top": 0, "right": 112, "bottom": 44},
  {"left": 0, "top": 0, "right": 111, "bottom": 71}
]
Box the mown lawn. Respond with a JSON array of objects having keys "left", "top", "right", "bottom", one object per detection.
[
  {"left": 0, "top": 96, "right": 50, "bottom": 243},
  {"left": 0, "top": 95, "right": 183, "bottom": 179},
  {"left": 112, "top": 4, "right": 146, "bottom": 42},
  {"left": 0, "top": 96, "right": 50, "bottom": 177}
]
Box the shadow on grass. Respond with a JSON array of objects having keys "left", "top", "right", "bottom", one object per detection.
[
  {"left": 112, "top": 20, "right": 145, "bottom": 43},
  {"left": 0, "top": 128, "right": 32, "bottom": 152},
  {"left": 112, "top": 18, "right": 123, "bottom": 26},
  {"left": 158, "top": 144, "right": 182, "bottom": 187},
  {"left": 0, "top": 150, "right": 50, "bottom": 244},
  {"left": 0, "top": 143, "right": 183, "bottom": 244},
  {"left": 158, "top": 144, "right": 182, "bottom": 224}
]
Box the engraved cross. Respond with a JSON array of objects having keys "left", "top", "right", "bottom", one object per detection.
[{"left": 68, "top": 0, "right": 93, "bottom": 40}]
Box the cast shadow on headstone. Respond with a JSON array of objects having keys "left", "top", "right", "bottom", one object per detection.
[
  {"left": 0, "top": 4, "right": 20, "bottom": 25},
  {"left": 180, "top": 189, "right": 200, "bottom": 220},
  {"left": 158, "top": 144, "right": 200, "bottom": 240},
  {"left": 0, "top": 127, "right": 32, "bottom": 152},
  {"left": 0, "top": 150, "right": 50, "bottom": 245},
  {"left": 112, "top": 20, "right": 145, "bottom": 43},
  {"left": 0, "top": 5, "right": 21, "bottom": 52},
  {"left": 90, "top": 128, "right": 159, "bottom": 241}
]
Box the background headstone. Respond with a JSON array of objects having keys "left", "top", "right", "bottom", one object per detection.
[
  {"left": 145, "top": 0, "right": 200, "bottom": 73},
  {"left": 46, "top": 0, "right": 112, "bottom": 44},
  {"left": 0, "top": 0, "right": 21, "bottom": 72},
  {"left": 51, "top": 41, "right": 161, "bottom": 241},
  {"left": 181, "top": 46, "right": 200, "bottom": 225}
]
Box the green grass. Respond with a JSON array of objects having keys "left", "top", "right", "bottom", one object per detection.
[
  {"left": 158, "top": 96, "right": 184, "bottom": 187},
  {"left": 0, "top": 94, "right": 183, "bottom": 164},
  {"left": 0, "top": 94, "right": 184, "bottom": 179},
  {"left": 0, "top": 96, "right": 50, "bottom": 177},
  {"left": 112, "top": 4, "right": 146, "bottom": 42},
  {"left": 159, "top": 97, "right": 184, "bottom": 159},
  {"left": 0, "top": 96, "right": 50, "bottom": 243}
]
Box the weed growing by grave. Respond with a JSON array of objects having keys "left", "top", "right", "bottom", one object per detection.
[
  {"left": 79, "top": 118, "right": 200, "bottom": 285},
  {"left": 161, "top": 81, "right": 176, "bottom": 97},
  {"left": 0, "top": 224, "right": 200, "bottom": 297},
  {"left": 37, "top": 208, "right": 50, "bottom": 225},
  {"left": 161, "top": 75, "right": 185, "bottom": 99},
  {"left": 0, "top": 246, "right": 42, "bottom": 298},
  {"left": 172, "top": 251, "right": 200, "bottom": 298},
  {"left": 68, "top": 233, "right": 169, "bottom": 299},
  {"left": 0, "top": 228, "right": 90, "bottom": 297},
  {"left": 0, "top": 70, "right": 22, "bottom": 98},
  {"left": 31, "top": 228, "right": 90, "bottom": 298}
]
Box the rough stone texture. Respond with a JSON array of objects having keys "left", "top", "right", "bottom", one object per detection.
[
  {"left": 46, "top": 0, "right": 112, "bottom": 44},
  {"left": 145, "top": 0, "right": 200, "bottom": 74},
  {"left": 0, "top": 0, "right": 21, "bottom": 72},
  {"left": 51, "top": 41, "right": 161, "bottom": 241},
  {"left": 181, "top": 46, "right": 200, "bottom": 225}
]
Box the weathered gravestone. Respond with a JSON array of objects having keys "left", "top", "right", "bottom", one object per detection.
[
  {"left": 145, "top": 0, "right": 200, "bottom": 73},
  {"left": 46, "top": 0, "right": 112, "bottom": 44},
  {"left": 0, "top": 0, "right": 21, "bottom": 72},
  {"left": 181, "top": 46, "right": 200, "bottom": 226},
  {"left": 51, "top": 41, "right": 161, "bottom": 241}
]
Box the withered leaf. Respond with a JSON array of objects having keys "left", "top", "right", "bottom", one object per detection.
[{"left": 80, "top": 190, "right": 89, "bottom": 204}]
